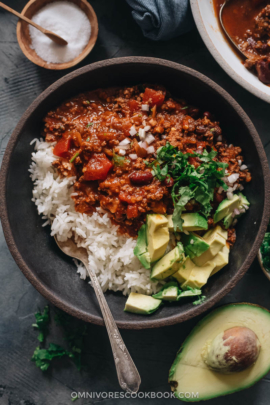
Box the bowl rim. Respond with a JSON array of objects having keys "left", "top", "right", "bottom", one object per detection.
[
  {"left": 190, "top": 0, "right": 270, "bottom": 104},
  {"left": 0, "top": 56, "right": 270, "bottom": 329},
  {"left": 16, "top": 0, "right": 99, "bottom": 70}
]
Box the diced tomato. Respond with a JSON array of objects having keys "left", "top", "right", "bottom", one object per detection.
[
  {"left": 84, "top": 153, "right": 113, "bottom": 181},
  {"left": 53, "top": 137, "right": 72, "bottom": 158},
  {"left": 127, "top": 204, "right": 139, "bottom": 219},
  {"left": 128, "top": 100, "right": 140, "bottom": 112},
  {"left": 119, "top": 192, "right": 135, "bottom": 204},
  {"left": 188, "top": 157, "right": 200, "bottom": 168},
  {"left": 143, "top": 88, "right": 165, "bottom": 107}
]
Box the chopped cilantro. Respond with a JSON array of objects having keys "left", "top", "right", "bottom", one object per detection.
[
  {"left": 32, "top": 306, "right": 50, "bottom": 343},
  {"left": 181, "top": 106, "right": 189, "bottom": 110},
  {"left": 86, "top": 122, "right": 93, "bottom": 127},
  {"left": 149, "top": 143, "right": 228, "bottom": 230},
  {"left": 31, "top": 343, "right": 71, "bottom": 371},
  {"left": 112, "top": 151, "right": 130, "bottom": 167},
  {"left": 193, "top": 295, "right": 206, "bottom": 305}
]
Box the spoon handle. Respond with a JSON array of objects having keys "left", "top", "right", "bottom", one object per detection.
[
  {"left": 0, "top": 2, "right": 46, "bottom": 33},
  {"left": 84, "top": 262, "right": 141, "bottom": 393}
]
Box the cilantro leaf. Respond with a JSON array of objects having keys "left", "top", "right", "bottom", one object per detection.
[
  {"left": 172, "top": 187, "right": 194, "bottom": 231},
  {"left": 193, "top": 295, "right": 206, "bottom": 305},
  {"left": 32, "top": 306, "right": 50, "bottom": 343},
  {"left": 31, "top": 343, "right": 70, "bottom": 371}
]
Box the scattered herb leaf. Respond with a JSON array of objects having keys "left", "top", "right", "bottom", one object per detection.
[
  {"left": 193, "top": 295, "right": 206, "bottom": 305},
  {"left": 86, "top": 122, "right": 93, "bottom": 128},
  {"left": 70, "top": 151, "right": 80, "bottom": 163},
  {"left": 32, "top": 306, "right": 50, "bottom": 343},
  {"left": 31, "top": 343, "right": 71, "bottom": 371}
]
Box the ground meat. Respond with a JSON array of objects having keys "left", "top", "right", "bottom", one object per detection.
[{"left": 45, "top": 85, "right": 251, "bottom": 238}]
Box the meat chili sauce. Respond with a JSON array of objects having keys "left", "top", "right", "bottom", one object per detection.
[
  {"left": 214, "top": 0, "right": 270, "bottom": 84},
  {"left": 43, "top": 85, "right": 251, "bottom": 245}
]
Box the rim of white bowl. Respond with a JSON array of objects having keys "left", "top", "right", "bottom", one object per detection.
[{"left": 190, "top": 0, "right": 270, "bottom": 104}]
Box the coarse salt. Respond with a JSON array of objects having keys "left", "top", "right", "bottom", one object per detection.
[{"left": 29, "top": 1, "right": 91, "bottom": 64}]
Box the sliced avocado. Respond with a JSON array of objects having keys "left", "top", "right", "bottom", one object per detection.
[
  {"left": 181, "top": 261, "right": 216, "bottom": 289},
  {"left": 177, "top": 286, "right": 202, "bottom": 300},
  {"left": 168, "top": 213, "right": 208, "bottom": 232},
  {"left": 152, "top": 281, "right": 179, "bottom": 301},
  {"left": 173, "top": 257, "right": 215, "bottom": 289},
  {"left": 213, "top": 195, "right": 240, "bottom": 223},
  {"left": 124, "top": 292, "right": 162, "bottom": 315},
  {"left": 169, "top": 303, "right": 270, "bottom": 401},
  {"left": 239, "top": 192, "right": 250, "bottom": 207},
  {"left": 134, "top": 224, "right": 151, "bottom": 269},
  {"left": 203, "top": 225, "right": 227, "bottom": 241},
  {"left": 223, "top": 213, "right": 233, "bottom": 229},
  {"left": 211, "top": 244, "right": 230, "bottom": 276},
  {"left": 223, "top": 193, "right": 250, "bottom": 229},
  {"left": 192, "top": 226, "right": 227, "bottom": 267},
  {"left": 146, "top": 214, "right": 169, "bottom": 263},
  {"left": 181, "top": 233, "right": 209, "bottom": 259},
  {"left": 151, "top": 243, "right": 185, "bottom": 281}
]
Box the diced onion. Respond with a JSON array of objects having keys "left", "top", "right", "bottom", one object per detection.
[
  {"left": 144, "top": 125, "right": 151, "bottom": 132},
  {"left": 238, "top": 160, "right": 242, "bottom": 166},
  {"left": 138, "top": 141, "right": 148, "bottom": 150},
  {"left": 129, "top": 154, "right": 138, "bottom": 160},
  {"left": 227, "top": 191, "right": 234, "bottom": 200},
  {"left": 139, "top": 128, "right": 146, "bottom": 140},
  {"left": 234, "top": 208, "right": 240, "bottom": 216},
  {"left": 217, "top": 135, "right": 222, "bottom": 142},
  {"left": 239, "top": 208, "right": 246, "bottom": 214},
  {"left": 129, "top": 126, "right": 137, "bottom": 136},
  {"left": 190, "top": 239, "right": 194, "bottom": 245},
  {"left": 238, "top": 184, "right": 244, "bottom": 191},
  {"left": 240, "top": 164, "right": 248, "bottom": 170},
  {"left": 118, "top": 149, "right": 126, "bottom": 156},
  {"left": 147, "top": 146, "right": 155, "bottom": 154},
  {"left": 243, "top": 204, "right": 249, "bottom": 210},
  {"left": 142, "top": 104, "right": 149, "bottom": 111},
  {"left": 119, "top": 138, "right": 130, "bottom": 146},
  {"left": 218, "top": 186, "right": 224, "bottom": 194},
  {"left": 145, "top": 134, "right": 155, "bottom": 144},
  {"left": 227, "top": 173, "right": 239, "bottom": 184},
  {"left": 117, "top": 144, "right": 130, "bottom": 150},
  {"left": 162, "top": 135, "right": 167, "bottom": 139}
]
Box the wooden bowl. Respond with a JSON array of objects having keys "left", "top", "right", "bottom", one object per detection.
[
  {"left": 16, "top": 0, "right": 98, "bottom": 70},
  {"left": 1, "top": 57, "right": 270, "bottom": 329}
]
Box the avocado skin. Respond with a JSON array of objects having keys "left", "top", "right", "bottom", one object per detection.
[
  {"left": 169, "top": 303, "right": 270, "bottom": 402},
  {"left": 181, "top": 233, "right": 209, "bottom": 259}
]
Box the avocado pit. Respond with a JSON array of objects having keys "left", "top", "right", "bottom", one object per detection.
[{"left": 202, "top": 326, "right": 261, "bottom": 374}]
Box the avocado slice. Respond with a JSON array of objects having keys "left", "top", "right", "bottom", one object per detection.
[
  {"left": 177, "top": 286, "right": 202, "bottom": 300},
  {"left": 134, "top": 224, "right": 151, "bottom": 269},
  {"left": 124, "top": 292, "right": 162, "bottom": 315},
  {"left": 169, "top": 303, "right": 270, "bottom": 401},
  {"left": 152, "top": 281, "right": 179, "bottom": 301},
  {"left": 173, "top": 257, "right": 215, "bottom": 289},
  {"left": 213, "top": 195, "right": 240, "bottom": 223},
  {"left": 181, "top": 233, "right": 209, "bottom": 259},
  {"left": 168, "top": 213, "right": 208, "bottom": 232},
  {"left": 211, "top": 244, "right": 230, "bottom": 276},
  {"left": 146, "top": 214, "right": 169, "bottom": 263},
  {"left": 151, "top": 243, "right": 185, "bottom": 281},
  {"left": 223, "top": 193, "right": 250, "bottom": 229},
  {"left": 192, "top": 226, "right": 227, "bottom": 267}
]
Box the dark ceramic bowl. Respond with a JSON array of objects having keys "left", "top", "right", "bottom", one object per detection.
[{"left": 1, "top": 57, "right": 269, "bottom": 329}]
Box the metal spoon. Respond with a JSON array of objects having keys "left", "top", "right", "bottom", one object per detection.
[
  {"left": 0, "top": 1, "right": 68, "bottom": 46},
  {"left": 219, "top": 1, "right": 252, "bottom": 60},
  {"left": 257, "top": 249, "right": 270, "bottom": 282},
  {"left": 54, "top": 236, "right": 141, "bottom": 393}
]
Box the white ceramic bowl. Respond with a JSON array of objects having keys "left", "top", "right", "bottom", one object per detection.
[{"left": 191, "top": 0, "right": 270, "bottom": 103}]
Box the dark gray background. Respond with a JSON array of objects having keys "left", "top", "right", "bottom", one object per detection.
[{"left": 1, "top": 1, "right": 270, "bottom": 404}]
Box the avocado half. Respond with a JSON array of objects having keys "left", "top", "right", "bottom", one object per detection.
[{"left": 169, "top": 303, "right": 270, "bottom": 402}]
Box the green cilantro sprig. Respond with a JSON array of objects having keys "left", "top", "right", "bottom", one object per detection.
[
  {"left": 32, "top": 306, "right": 50, "bottom": 343},
  {"left": 148, "top": 143, "right": 228, "bottom": 231}
]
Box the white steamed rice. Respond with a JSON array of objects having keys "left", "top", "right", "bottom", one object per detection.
[{"left": 29, "top": 139, "right": 163, "bottom": 295}]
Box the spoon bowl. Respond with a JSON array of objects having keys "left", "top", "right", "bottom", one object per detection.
[{"left": 17, "top": 0, "right": 98, "bottom": 70}]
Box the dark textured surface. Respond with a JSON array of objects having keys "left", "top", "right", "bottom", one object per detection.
[{"left": 1, "top": 0, "right": 270, "bottom": 404}]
